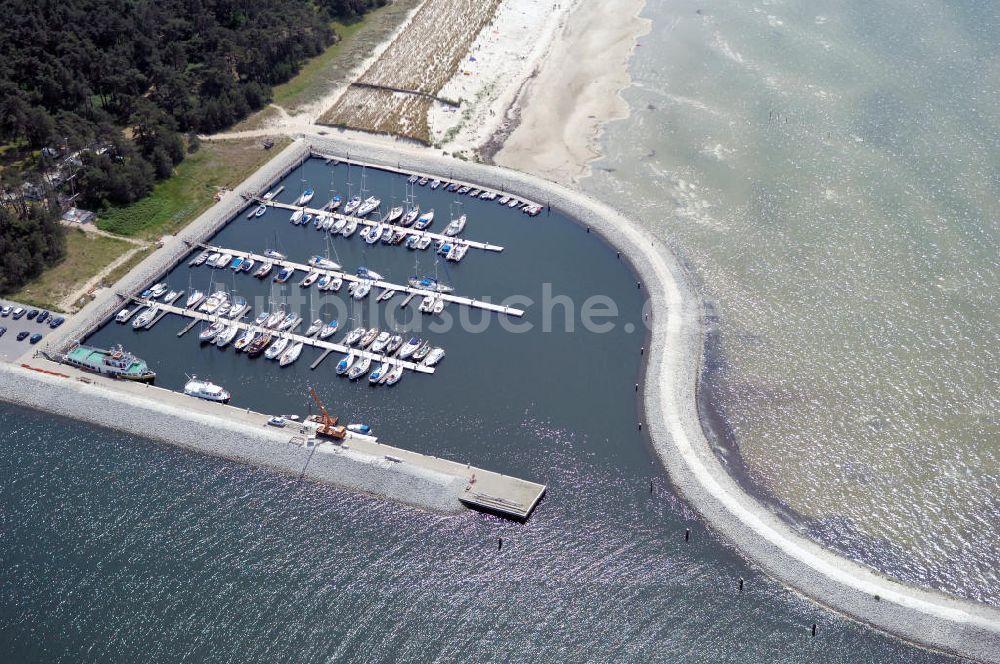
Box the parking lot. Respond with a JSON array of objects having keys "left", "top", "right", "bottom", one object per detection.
[{"left": 0, "top": 299, "right": 70, "bottom": 362}]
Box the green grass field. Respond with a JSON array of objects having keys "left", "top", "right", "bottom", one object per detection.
[{"left": 97, "top": 138, "right": 289, "bottom": 239}]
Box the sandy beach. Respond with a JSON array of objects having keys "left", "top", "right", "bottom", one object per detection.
[{"left": 493, "top": 0, "right": 650, "bottom": 184}]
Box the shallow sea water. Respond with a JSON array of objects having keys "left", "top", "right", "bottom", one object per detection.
[{"left": 584, "top": 0, "right": 999, "bottom": 603}]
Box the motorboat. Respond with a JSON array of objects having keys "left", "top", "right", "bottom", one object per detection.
[
  {"left": 446, "top": 183, "right": 459, "bottom": 192},
  {"left": 418, "top": 177, "right": 428, "bottom": 186},
  {"left": 184, "top": 376, "right": 230, "bottom": 402},
  {"left": 436, "top": 241, "right": 453, "bottom": 256},
  {"left": 279, "top": 341, "right": 303, "bottom": 367},
  {"left": 418, "top": 294, "right": 435, "bottom": 313},
  {"left": 400, "top": 206, "right": 419, "bottom": 227},
  {"left": 305, "top": 319, "right": 324, "bottom": 337},
  {"left": 469, "top": 189, "right": 481, "bottom": 197},
  {"left": 457, "top": 186, "right": 470, "bottom": 195},
  {"left": 387, "top": 206, "right": 404, "bottom": 223},
  {"left": 369, "top": 362, "right": 391, "bottom": 384},
  {"left": 227, "top": 297, "right": 249, "bottom": 319},
  {"left": 147, "top": 283, "right": 168, "bottom": 298},
  {"left": 358, "top": 327, "right": 379, "bottom": 348},
  {"left": 423, "top": 347, "right": 445, "bottom": 367},
  {"left": 352, "top": 280, "right": 372, "bottom": 300},
  {"left": 405, "top": 235, "right": 419, "bottom": 250},
  {"left": 347, "top": 356, "right": 371, "bottom": 380},
  {"left": 356, "top": 267, "right": 383, "bottom": 281},
  {"left": 331, "top": 217, "right": 347, "bottom": 233},
  {"left": 384, "top": 365, "right": 404, "bottom": 386},
  {"left": 206, "top": 252, "right": 221, "bottom": 267},
  {"left": 198, "top": 320, "right": 227, "bottom": 341},
  {"left": 273, "top": 266, "right": 295, "bottom": 283},
  {"left": 264, "top": 310, "right": 285, "bottom": 328},
  {"left": 335, "top": 353, "right": 355, "bottom": 375},
  {"left": 264, "top": 336, "right": 289, "bottom": 360},
  {"left": 190, "top": 251, "right": 209, "bottom": 266},
  {"left": 240, "top": 259, "right": 255, "bottom": 273},
  {"left": 317, "top": 274, "right": 331, "bottom": 290},
  {"left": 444, "top": 214, "right": 466, "bottom": 236},
  {"left": 344, "top": 195, "right": 362, "bottom": 215},
  {"left": 507, "top": 198, "right": 521, "bottom": 208},
  {"left": 347, "top": 423, "right": 371, "bottom": 434},
  {"left": 385, "top": 334, "right": 403, "bottom": 354},
  {"left": 302, "top": 213, "right": 313, "bottom": 226},
  {"left": 215, "top": 302, "right": 231, "bottom": 318},
  {"left": 430, "top": 179, "right": 441, "bottom": 190},
  {"left": 321, "top": 275, "right": 343, "bottom": 292},
  {"left": 319, "top": 320, "right": 339, "bottom": 339},
  {"left": 356, "top": 196, "right": 380, "bottom": 216},
  {"left": 480, "top": 190, "right": 493, "bottom": 199},
  {"left": 324, "top": 195, "right": 342, "bottom": 211},
  {"left": 341, "top": 218, "right": 358, "bottom": 237},
  {"left": 216, "top": 253, "right": 233, "bottom": 268},
  {"left": 290, "top": 209, "right": 304, "bottom": 224},
  {"left": 416, "top": 236, "right": 432, "bottom": 250},
  {"left": 398, "top": 336, "right": 422, "bottom": 359},
  {"left": 295, "top": 188, "right": 315, "bottom": 206},
  {"left": 370, "top": 331, "right": 391, "bottom": 353},
  {"left": 379, "top": 226, "right": 394, "bottom": 243},
  {"left": 407, "top": 174, "right": 419, "bottom": 184},
  {"left": 432, "top": 297, "right": 445, "bottom": 315},
  {"left": 342, "top": 327, "right": 365, "bottom": 346},
  {"left": 412, "top": 341, "right": 431, "bottom": 361},
  {"left": 277, "top": 312, "right": 301, "bottom": 331},
  {"left": 254, "top": 204, "right": 267, "bottom": 217},
  {"left": 230, "top": 256, "right": 243, "bottom": 270},
  {"left": 115, "top": 308, "right": 132, "bottom": 323},
  {"left": 254, "top": 262, "right": 273, "bottom": 279},
  {"left": 499, "top": 195, "right": 510, "bottom": 205},
  {"left": 377, "top": 289, "right": 396, "bottom": 302},
  {"left": 414, "top": 209, "right": 435, "bottom": 230},
  {"left": 253, "top": 311, "right": 269, "bottom": 326},
  {"left": 233, "top": 329, "right": 258, "bottom": 351},
  {"left": 264, "top": 249, "right": 286, "bottom": 260},
  {"left": 300, "top": 271, "right": 320, "bottom": 288},
  {"left": 214, "top": 324, "right": 241, "bottom": 348},
  {"left": 365, "top": 224, "right": 382, "bottom": 244}
]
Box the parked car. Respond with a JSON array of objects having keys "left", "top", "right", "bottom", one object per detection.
[
  {"left": 26, "top": 309, "right": 38, "bottom": 320},
  {"left": 1, "top": 306, "right": 10, "bottom": 317},
  {"left": 12, "top": 307, "right": 26, "bottom": 320},
  {"left": 36, "top": 310, "right": 49, "bottom": 324},
  {"left": 29, "top": 333, "right": 43, "bottom": 344},
  {"left": 16, "top": 331, "right": 29, "bottom": 341},
  {"left": 48, "top": 316, "right": 65, "bottom": 328},
  {"left": 0, "top": 326, "right": 6, "bottom": 337}
]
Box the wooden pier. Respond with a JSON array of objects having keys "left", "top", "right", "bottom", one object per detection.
[
  {"left": 264, "top": 200, "right": 505, "bottom": 254},
  {"left": 196, "top": 243, "right": 526, "bottom": 318},
  {"left": 132, "top": 298, "right": 435, "bottom": 374}
]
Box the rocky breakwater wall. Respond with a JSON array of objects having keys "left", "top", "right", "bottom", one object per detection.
[
  {"left": 302, "top": 134, "right": 1000, "bottom": 662},
  {"left": 0, "top": 363, "right": 466, "bottom": 515}
]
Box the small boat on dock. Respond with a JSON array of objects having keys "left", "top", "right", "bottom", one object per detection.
[
  {"left": 369, "top": 362, "right": 391, "bottom": 384},
  {"left": 347, "top": 356, "right": 371, "bottom": 380},
  {"left": 254, "top": 262, "right": 273, "bottom": 279},
  {"left": 132, "top": 307, "right": 158, "bottom": 329},
  {"left": 278, "top": 341, "right": 303, "bottom": 367},
  {"left": 184, "top": 376, "right": 230, "bottom": 402},
  {"left": 407, "top": 175, "right": 419, "bottom": 184},
  {"left": 295, "top": 188, "right": 315, "bottom": 206},
  {"left": 336, "top": 353, "right": 355, "bottom": 375},
  {"left": 414, "top": 209, "right": 435, "bottom": 230},
  {"left": 444, "top": 214, "right": 466, "bottom": 237},
  {"left": 185, "top": 290, "right": 205, "bottom": 309},
  {"left": 305, "top": 319, "right": 324, "bottom": 337},
  {"left": 423, "top": 347, "right": 445, "bottom": 367},
  {"left": 230, "top": 256, "right": 244, "bottom": 270},
  {"left": 384, "top": 365, "right": 404, "bottom": 386},
  {"left": 418, "top": 177, "right": 429, "bottom": 186},
  {"left": 358, "top": 327, "right": 379, "bottom": 349},
  {"left": 342, "top": 327, "right": 365, "bottom": 346},
  {"left": 264, "top": 336, "right": 289, "bottom": 360},
  {"left": 507, "top": 198, "right": 521, "bottom": 208},
  {"left": 457, "top": 186, "right": 470, "bottom": 195},
  {"left": 324, "top": 195, "right": 342, "bottom": 212},
  {"left": 264, "top": 310, "right": 285, "bottom": 328},
  {"left": 199, "top": 320, "right": 227, "bottom": 342},
  {"left": 254, "top": 204, "right": 267, "bottom": 217},
  {"left": 401, "top": 206, "right": 420, "bottom": 227},
  {"left": 215, "top": 253, "right": 233, "bottom": 268},
  {"left": 227, "top": 297, "right": 249, "bottom": 319},
  {"left": 331, "top": 217, "right": 347, "bottom": 234},
  {"left": 365, "top": 224, "right": 382, "bottom": 244},
  {"left": 469, "top": 188, "right": 481, "bottom": 197},
  {"left": 398, "top": 336, "right": 422, "bottom": 359},
  {"left": 199, "top": 291, "right": 228, "bottom": 314},
  {"left": 499, "top": 195, "right": 510, "bottom": 205},
  {"left": 356, "top": 196, "right": 380, "bottom": 217},
  {"left": 370, "top": 331, "right": 391, "bottom": 353},
  {"left": 302, "top": 213, "right": 313, "bottom": 227},
  {"left": 319, "top": 320, "right": 339, "bottom": 339},
  {"left": 419, "top": 294, "right": 435, "bottom": 313},
  {"left": 380, "top": 226, "right": 394, "bottom": 244},
  {"left": 405, "top": 235, "right": 419, "bottom": 250}
]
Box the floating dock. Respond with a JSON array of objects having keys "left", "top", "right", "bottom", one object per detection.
[
  {"left": 195, "top": 243, "right": 526, "bottom": 317},
  {"left": 132, "top": 298, "right": 435, "bottom": 374},
  {"left": 265, "top": 200, "right": 505, "bottom": 254}
]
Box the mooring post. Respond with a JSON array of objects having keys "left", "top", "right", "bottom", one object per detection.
[
  {"left": 685, "top": 528, "right": 690, "bottom": 542},
  {"left": 498, "top": 537, "right": 503, "bottom": 551},
  {"left": 635, "top": 383, "right": 639, "bottom": 392},
  {"left": 811, "top": 623, "right": 817, "bottom": 637},
  {"left": 739, "top": 577, "right": 744, "bottom": 593},
  {"left": 650, "top": 479, "right": 654, "bottom": 494}
]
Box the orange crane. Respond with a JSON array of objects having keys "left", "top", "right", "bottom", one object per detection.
[{"left": 308, "top": 387, "right": 347, "bottom": 439}]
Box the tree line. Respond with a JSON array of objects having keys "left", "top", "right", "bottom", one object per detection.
[{"left": 0, "top": 0, "right": 384, "bottom": 293}]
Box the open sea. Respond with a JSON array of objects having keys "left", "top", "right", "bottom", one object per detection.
[
  {"left": 585, "top": 0, "right": 999, "bottom": 604},
  {"left": 1, "top": 157, "right": 962, "bottom": 661}
]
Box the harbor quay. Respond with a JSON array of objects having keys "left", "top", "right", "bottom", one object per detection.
[{"left": 5, "top": 133, "right": 998, "bottom": 658}]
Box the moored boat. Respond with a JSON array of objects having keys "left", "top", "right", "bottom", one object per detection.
[
  {"left": 277, "top": 312, "right": 301, "bottom": 331},
  {"left": 185, "top": 290, "right": 205, "bottom": 309},
  {"left": 443, "top": 214, "right": 466, "bottom": 237},
  {"left": 290, "top": 209, "right": 304, "bottom": 224},
  {"left": 278, "top": 341, "right": 303, "bottom": 367},
  {"left": 414, "top": 209, "right": 435, "bottom": 230},
  {"left": 214, "top": 324, "right": 241, "bottom": 348},
  {"left": 400, "top": 206, "right": 420, "bottom": 227},
  {"left": 233, "top": 329, "right": 258, "bottom": 352},
  {"left": 335, "top": 352, "right": 355, "bottom": 375},
  {"left": 397, "top": 336, "right": 422, "bottom": 359},
  {"left": 254, "top": 204, "right": 267, "bottom": 217},
  {"left": 62, "top": 343, "right": 155, "bottom": 382},
  {"left": 115, "top": 308, "right": 132, "bottom": 323},
  {"left": 347, "top": 356, "right": 371, "bottom": 380},
  {"left": 358, "top": 327, "right": 379, "bottom": 348},
  {"left": 347, "top": 423, "right": 371, "bottom": 434},
  {"left": 184, "top": 376, "right": 230, "bottom": 402},
  {"left": 295, "top": 188, "right": 315, "bottom": 206},
  {"left": 387, "top": 206, "right": 404, "bottom": 223},
  {"left": 305, "top": 319, "right": 324, "bottom": 337},
  {"left": 384, "top": 365, "right": 404, "bottom": 386},
  {"left": 429, "top": 179, "right": 441, "bottom": 190},
  {"left": 246, "top": 332, "right": 272, "bottom": 356},
  {"left": 273, "top": 267, "right": 295, "bottom": 283},
  {"left": 385, "top": 334, "right": 403, "bottom": 354},
  {"left": 342, "top": 327, "right": 365, "bottom": 346},
  {"left": 408, "top": 276, "right": 453, "bottom": 293},
  {"left": 422, "top": 347, "right": 445, "bottom": 367},
  {"left": 264, "top": 336, "right": 289, "bottom": 360},
  {"left": 412, "top": 341, "right": 431, "bottom": 361},
  {"left": 254, "top": 262, "right": 273, "bottom": 279},
  {"left": 199, "top": 320, "right": 227, "bottom": 341},
  {"left": 300, "top": 271, "right": 320, "bottom": 288},
  {"left": 356, "top": 196, "right": 380, "bottom": 216},
  {"left": 344, "top": 195, "right": 361, "bottom": 215},
  {"left": 352, "top": 280, "right": 371, "bottom": 300},
  {"left": 132, "top": 307, "right": 158, "bottom": 329},
  {"left": 370, "top": 331, "right": 391, "bottom": 353},
  {"left": 341, "top": 218, "right": 358, "bottom": 237},
  {"left": 319, "top": 320, "right": 339, "bottom": 339},
  {"left": 369, "top": 362, "right": 391, "bottom": 384}
]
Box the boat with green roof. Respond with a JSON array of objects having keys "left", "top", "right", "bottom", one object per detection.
[{"left": 63, "top": 343, "right": 156, "bottom": 382}]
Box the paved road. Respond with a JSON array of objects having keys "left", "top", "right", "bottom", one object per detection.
[{"left": 0, "top": 299, "right": 72, "bottom": 363}]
